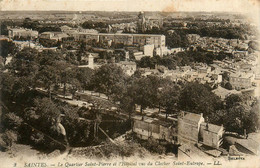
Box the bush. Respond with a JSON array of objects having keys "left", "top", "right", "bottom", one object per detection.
[
  {"left": 0, "top": 130, "right": 18, "bottom": 151},
  {"left": 224, "top": 82, "right": 233, "bottom": 90},
  {"left": 3, "top": 113, "right": 23, "bottom": 131},
  {"left": 142, "top": 138, "right": 166, "bottom": 154}
]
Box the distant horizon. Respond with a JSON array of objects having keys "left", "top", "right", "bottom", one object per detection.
[{"left": 0, "top": 0, "right": 258, "bottom": 14}]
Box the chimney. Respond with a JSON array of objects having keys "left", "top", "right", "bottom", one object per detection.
[
  {"left": 206, "top": 123, "right": 209, "bottom": 131},
  {"left": 205, "top": 116, "right": 209, "bottom": 130},
  {"left": 244, "top": 129, "right": 247, "bottom": 139}
]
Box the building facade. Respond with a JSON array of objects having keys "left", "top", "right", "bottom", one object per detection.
[
  {"left": 199, "top": 122, "right": 224, "bottom": 149},
  {"left": 229, "top": 73, "right": 254, "bottom": 90},
  {"left": 8, "top": 28, "right": 38, "bottom": 39},
  {"left": 177, "top": 112, "right": 205, "bottom": 145},
  {"left": 132, "top": 116, "right": 177, "bottom": 143},
  {"left": 70, "top": 32, "right": 165, "bottom": 48}
]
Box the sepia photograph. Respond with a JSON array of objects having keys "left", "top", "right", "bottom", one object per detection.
[{"left": 0, "top": 0, "right": 259, "bottom": 167}]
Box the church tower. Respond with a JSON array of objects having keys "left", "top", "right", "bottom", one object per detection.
[{"left": 137, "top": 11, "right": 146, "bottom": 33}]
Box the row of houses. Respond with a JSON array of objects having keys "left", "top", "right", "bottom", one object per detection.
[
  {"left": 212, "top": 58, "right": 258, "bottom": 91},
  {"left": 141, "top": 64, "right": 223, "bottom": 85},
  {"left": 186, "top": 34, "right": 249, "bottom": 53},
  {"left": 132, "top": 111, "right": 224, "bottom": 149},
  {"left": 132, "top": 110, "right": 260, "bottom": 158}
]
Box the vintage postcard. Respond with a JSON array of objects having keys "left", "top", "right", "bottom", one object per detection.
[{"left": 0, "top": 0, "right": 259, "bottom": 168}]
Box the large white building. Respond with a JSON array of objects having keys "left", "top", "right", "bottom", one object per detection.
[
  {"left": 8, "top": 28, "right": 38, "bottom": 39},
  {"left": 71, "top": 32, "right": 166, "bottom": 48}
]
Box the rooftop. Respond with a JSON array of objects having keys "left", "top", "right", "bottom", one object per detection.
[
  {"left": 117, "top": 61, "right": 136, "bottom": 65},
  {"left": 200, "top": 122, "right": 223, "bottom": 133},
  {"left": 230, "top": 73, "right": 253, "bottom": 78},
  {"left": 152, "top": 119, "right": 173, "bottom": 128},
  {"left": 60, "top": 25, "right": 72, "bottom": 30},
  {"left": 181, "top": 112, "right": 203, "bottom": 123},
  {"left": 235, "top": 138, "right": 259, "bottom": 155},
  {"left": 213, "top": 86, "right": 241, "bottom": 99}
]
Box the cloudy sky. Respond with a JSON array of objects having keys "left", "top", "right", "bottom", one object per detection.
[{"left": 0, "top": 0, "right": 259, "bottom": 14}]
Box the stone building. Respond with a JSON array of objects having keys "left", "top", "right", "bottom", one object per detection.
[
  {"left": 177, "top": 112, "right": 205, "bottom": 145},
  {"left": 199, "top": 122, "right": 224, "bottom": 149}
]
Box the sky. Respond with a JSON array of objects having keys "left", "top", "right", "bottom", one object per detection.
[
  {"left": 0, "top": 0, "right": 259, "bottom": 26},
  {"left": 0, "top": 0, "right": 259, "bottom": 14}
]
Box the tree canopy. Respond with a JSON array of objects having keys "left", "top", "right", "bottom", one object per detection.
[{"left": 178, "top": 82, "right": 222, "bottom": 117}]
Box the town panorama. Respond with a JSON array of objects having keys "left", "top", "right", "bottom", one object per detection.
[{"left": 0, "top": 10, "right": 259, "bottom": 162}]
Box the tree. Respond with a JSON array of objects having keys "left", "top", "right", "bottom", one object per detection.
[
  {"left": 21, "top": 98, "right": 68, "bottom": 150},
  {"left": 22, "top": 17, "right": 38, "bottom": 30},
  {"left": 89, "top": 64, "right": 127, "bottom": 100},
  {"left": 0, "top": 22, "right": 8, "bottom": 35},
  {"left": 0, "top": 130, "right": 18, "bottom": 150},
  {"left": 68, "top": 78, "right": 81, "bottom": 99},
  {"left": 0, "top": 72, "right": 16, "bottom": 103},
  {"left": 128, "top": 75, "right": 161, "bottom": 113},
  {"left": 38, "top": 25, "right": 61, "bottom": 33},
  {"left": 247, "top": 100, "right": 260, "bottom": 132},
  {"left": 1, "top": 72, "right": 34, "bottom": 105},
  {"left": 3, "top": 113, "right": 23, "bottom": 131},
  {"left": 39, "top": 39, "right": 59, "bottom": 48},
  {"left": 0, "top": 40, "right": 18, "bottom": 58},
  {"left": 178, "top": 82, "right": 222, "bottom": 117},
  {"left": 33, "top": 98, "right": 60, "bottom": 128},
  {"left": 225, "top": 94, "right": 243, "bottom": 109},
  {"left": 56, "top": 62, "right": 74, "bottom": 97},
  {"left": 224, "top": 82, "right": 233, "bottom": 90},
  {"left": 210, "top": 93, "right": 257, "bottom": 134},
  {"left": 62, "top": 110, "right": 91, "bottom": 146},
  {"left": 11, "top": 76, "right": 34, "bottom": 103},
  {"left": 7, "top": 47, "right": 39, "bottom": 80},
  {"left": 75, "top": 67, "right": 94, "bottom": 90},
  {"left": 159, "top": 80, "right": 180, "bottom": 118},
  {"left": 223, "top": 103, "right": 251, "bottom": 134},
  {"left": 166, "top": 30, "right": 189, "bottom": 48},
  {"left": 36, "top": 50, "right": 64, "bottom": 99},
  {"left": 119, "top": 95, "right": 135, "bottom": 119},
  {"left": 37, "top": 65, "right": 59, "bottom": 99},
  {"left": 137, "top": 56, "right": 157, "bottom": 69}
]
